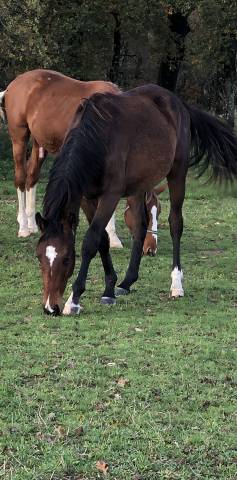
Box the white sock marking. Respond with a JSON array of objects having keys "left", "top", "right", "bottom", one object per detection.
[
  {"left": 170, "top": 267, "right": 184, "bottom": 297},
  {"left": 46, "top": 245, "right": 58, "bottom": 268},
  {"left": 17, "top": 188, "right": 29, "bottom": 236},
  {"left": 63, "top": 293, "right": 82, "bottom": 315},
  {"left": 150, "top": 205, "right": 158, "bottom": 240},
  {"left": 26, "top": 185, "right": 38, "bottom": 232},
  {"left": 106, "top": 213, "right": 123, "bottom": 248}
]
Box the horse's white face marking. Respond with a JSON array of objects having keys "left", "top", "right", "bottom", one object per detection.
[
  {"left": 45, "top": 295, "right": 54, "bottom": 313},
  {"left": 150, "top": 205, "right": 158, "bottom": 240},
  {"left": 170, "top": 267, "right": 184, "bottom": 297},
  {"left": 46, "top": 245, "right": 58, "bottom": 268}
]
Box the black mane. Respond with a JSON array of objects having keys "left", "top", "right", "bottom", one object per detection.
[{"left": 43, "top": 93, "right": 116, "bottom": 220}]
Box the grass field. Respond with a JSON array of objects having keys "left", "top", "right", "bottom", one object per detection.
[{"left": 0, "top": 132, "right": 236, "bottom": 479}]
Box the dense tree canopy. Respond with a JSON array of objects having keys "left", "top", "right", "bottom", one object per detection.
[{"left": 0, "top": 0, "right": 236, "bottom": 122}]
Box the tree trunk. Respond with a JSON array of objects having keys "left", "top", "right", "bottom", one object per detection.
[
  {"left": 158, "top": 11, "right": 190, "bottom": 92},
  {"left": 108, "top": 11, "right": 121, "bottom": 84}
]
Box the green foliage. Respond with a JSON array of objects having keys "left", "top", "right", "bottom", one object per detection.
[{"left": 0, "top": 0, "right": 236, "bottom": 116}]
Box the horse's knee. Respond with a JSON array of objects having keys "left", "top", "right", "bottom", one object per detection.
[
  {"left": 14, "top": 171, "right": 26, "bottom": 190},
  {"left": 26, "top": 172, "right": 39, "bottom": 190}
]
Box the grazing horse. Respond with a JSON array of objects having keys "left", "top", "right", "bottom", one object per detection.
[
  {"left": 125, "top": 184, "right": 167, "bottom": 256},
  {"left": 35, "top": 84, "right": 237, "bottom": 315},
  {"left": 0, "top": 69, "right": 122, "bottom": 247}
]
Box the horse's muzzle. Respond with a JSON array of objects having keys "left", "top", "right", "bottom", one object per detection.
[
  {"left": 143, "top": 247, "right": 156, "bottom": 257},
  {"left": 43, "top": 304, "right": 61, "bottom": 316},
  {"left": 147, "top": 249, "right": 156, "bottom": 257}
]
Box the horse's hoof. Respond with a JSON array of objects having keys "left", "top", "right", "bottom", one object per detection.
[
  {"left": 170, "top": 288, "right": 184, "bottom": 298},
  {"left": 100, "top": 296, "right": 116, "bottom": 305},
  {"left": 115, "top": 287, "right": 130, "bottom": 296},
  {"left": 147, "top": 250, "right": 156, "bottom": 257},
  {"left": 18, "top": 229, "right": 30, "bottom": 238},
  {"left": 63, "top": 303, "right": 82, "bottom": 315}
]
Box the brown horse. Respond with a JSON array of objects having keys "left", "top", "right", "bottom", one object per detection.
[
  {"left": 125, "top": 184, "right": 167, "bottom": 256},
  {"left": 36, "top": 84, "right": 237, "bottom": 315},
  {"left": 0, "top": 69, "right": 122, "bottom": 245}
]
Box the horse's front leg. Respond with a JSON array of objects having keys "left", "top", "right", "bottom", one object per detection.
[
  {"left": 63, "top": 194, "right": 120, "bottom": 315},
  {"left": 81, "top": 198, "right": 118, "bottom": 303},
  {"left": 116, "top": 195, "right": 148, "bottom": 296},
  {"left": 26, "top": 140, "right": 47, "bottom": 234}
]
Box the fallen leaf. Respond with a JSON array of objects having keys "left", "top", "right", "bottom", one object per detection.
[
  {"left": 117, "top": 377, "right": 130, "bottom": 387},
  {"left": 74, "top": 426, "right": 84, "bottom": 437},
  {"left": 54, "top": 425, "right": 66, "bottom": 438},
  {"left": 96, "top": 461, "right": 109, "bottom": 474},
  {"left": 47, "top": 412, "right": 56, "bottom": 421},
  {"left": 36, "top": 432, "right": 55, "bottom": 443},
  {"left": 114, "top": 393, "right": 122, "bottom": 400},
  {"left": 95, "top": 402, "right": 108, "bottom": 412},
  {"left": 135, "top": 327, "right": 143, "bottom": 332}
]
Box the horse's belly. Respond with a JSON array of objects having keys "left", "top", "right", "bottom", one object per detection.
[
  {"left": 125, "top": 154, "right": 173, "bottom": 194},
  {"left": 29, "top": 116, "right": 71, "bottom": 153},
  {"left": 29, "top": 104, "right": 76, "bottom": 153}
]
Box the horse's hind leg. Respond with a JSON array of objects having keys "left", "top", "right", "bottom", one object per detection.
[
  {"left": 11, "top": 128, "right": 30, "bottom": 237},
  {"left": 26, "top": 140, "right": 47, "bottom": 234},
  {"left": 167, "top": 169, "right": 186, "bottom": 298},
  {"left": 63, "top": 194, "right": 120, "bottom": 315},
  {"left": 116, "top": 195, "right": 148, "bottom": 295}
]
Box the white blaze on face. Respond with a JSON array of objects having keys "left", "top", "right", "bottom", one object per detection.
[
  {"left": 170, "top": 267, "right": 184, "bottom": 297},
  {"left": 45, "top": 295, "right": 54, "bottom": 313},
  {"left": 150, "top": 205, "right": 158, "bottom": 240},
  {"left": 46, "top": 245, "right": 58, "bottom": 268}
]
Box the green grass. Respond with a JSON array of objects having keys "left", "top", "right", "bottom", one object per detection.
[{"left": 0, "top": 134, "right": 236, "bottom": 479}]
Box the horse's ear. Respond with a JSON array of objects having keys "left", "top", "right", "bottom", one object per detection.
[{"left": 35, "top": 212, "right": 48, "bottom": 232}]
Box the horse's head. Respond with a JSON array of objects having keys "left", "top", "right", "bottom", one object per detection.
[{"left": 35, "top": 213, "right": 76, "bottom": 315}]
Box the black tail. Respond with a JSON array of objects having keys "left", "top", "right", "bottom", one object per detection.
[
  {"left": 186, "top": 105, "right": 237, "bottom": 182},
  {"left": 43, "top": 94, "right": 113, "bottom": 219}
]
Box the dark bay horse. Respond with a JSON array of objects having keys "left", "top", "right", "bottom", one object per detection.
[
  {"left": 36, "top": 84, "right": 237, "bottom": 315},
  {"left": 0, "top": 69, "right": 122, "bottom": 245}
]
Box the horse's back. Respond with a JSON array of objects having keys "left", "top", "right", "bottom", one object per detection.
[
  {"left": 84, "top": 84, "right": 188, "bottom": 193},
  {"left": 5, "top": 69, "right": 119, "bottom": 151}
]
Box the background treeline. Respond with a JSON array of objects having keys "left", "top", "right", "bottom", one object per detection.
[{"left": 0, "top": 0, "right": 237, "bottom": 125}]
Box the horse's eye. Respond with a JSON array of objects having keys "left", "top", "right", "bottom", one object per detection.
[{"left": 63, "top": 256, "right": 70, "bottom": 266}]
